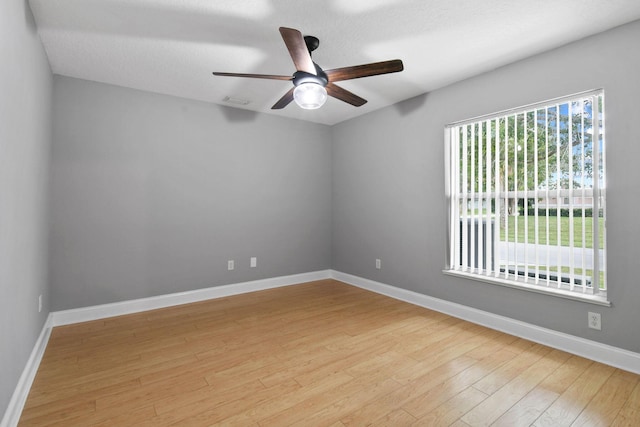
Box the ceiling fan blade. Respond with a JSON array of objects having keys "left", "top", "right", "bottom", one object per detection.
[
  {"left": 325, "top": 59, "right": 404, "bottom": 82},
  {"left": 279, "top": 27, "right": 316, "bottom": 75},
  {"left": 271, "top": 87, "right": 296, "bottom": 109},
  {"left": 326, "top": 83, "right": 367, "bottom": 107},
  {"left": 212, "top": 72, "right": 292, "bottom": 81}
]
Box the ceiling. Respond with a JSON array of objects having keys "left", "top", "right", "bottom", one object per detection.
[{"left": 28, "top": 0, "right": 640, "bottom": 126}]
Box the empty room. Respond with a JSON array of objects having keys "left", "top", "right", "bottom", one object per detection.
[{"left": 3, "top": 0, "right": 640, "bottom": 425}]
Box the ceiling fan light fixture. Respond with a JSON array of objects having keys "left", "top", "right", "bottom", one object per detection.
[
  {"left": 212, "top": 27, "right": 404, "bottom": 110},
  {"left": 293, "top": 82, "right": 327, "bottom": 109}
]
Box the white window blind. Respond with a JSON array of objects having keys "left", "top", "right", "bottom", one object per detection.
[{"left": 445, "top": 90, "right": 606, "bottom": 302}]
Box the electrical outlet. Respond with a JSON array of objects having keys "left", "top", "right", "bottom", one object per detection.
[
  {"left": 227, "top": 260, "right": 235, "bottom": 271},
  {"left": 375, "top": 259, "right": 381, "bottom": 270},
  {"left": 38, "top": 295, "right": 42, "bottom": 313},
  {"left": 588, "top": 312, "right": 601, "bottom": 330},
  {"left": 250, "top": 257, "right": 257, "bottom": 268}
]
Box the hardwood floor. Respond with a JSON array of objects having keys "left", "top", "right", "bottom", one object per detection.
[{"left": 19, "top": 280, "right": 640, "bottom": 426}]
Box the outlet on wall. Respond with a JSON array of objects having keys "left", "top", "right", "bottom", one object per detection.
[
  {"left": 227, "top": 260, "right": 235, "bottom": 271},
  {"left": 375, "top": 259, "right": 381, "bottom": 270},
  {"left": 588, "top": 311, "right": 601, "bottom": 330},
  {"left": 38, "top": 294, "right": 42, "bottom": 313},
  {"left": 250, "top": 257, "right": 257, "bottom": 268}
]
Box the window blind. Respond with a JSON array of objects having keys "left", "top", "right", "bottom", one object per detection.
[{"left": 445, "top": 90, "right": 606, "bottom": 299}]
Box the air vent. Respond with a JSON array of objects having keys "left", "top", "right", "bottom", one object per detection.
[{"left": 222, "top": 96, "right": 251, "bottom": 106}]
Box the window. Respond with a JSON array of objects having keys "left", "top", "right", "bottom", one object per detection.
[{"left": 444, "top": 90, "right": 607, "bottom": 304}]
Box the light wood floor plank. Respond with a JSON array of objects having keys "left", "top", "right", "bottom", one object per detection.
[
  {"left": 413, "top": 386, "right": 488, "bottom": 427},
  {"left": 220, "top": 373, "right": 353, "bottom": 425},
  {"left": 490, "top": 355, "right": 594, "bottom": 427},
  {"left": 461, "top": 349, "right": 571, "bottom": 426},
  {"left": 470, "top": 343, "right": 551, "bottom": 396},
  {"left": 369, "top": 408, "right": 417, "bottom": 426},
  {"left": 341, "top": 355, "right": 480, "bottom": 425},
  {"left": 611, "top": 379, "right": 640, "bottom": 426},
  {"left": 17, "top": 279, "right": 640, "bottom": 426},
  {"left": 401, "top": 347, "right": 516, "bottom": 419},
  {"left": 533, "top": 361, "right": 615, "bottom": 426},
  {"left": 572, "top": 369, "right": 639, "bottom": 427}
]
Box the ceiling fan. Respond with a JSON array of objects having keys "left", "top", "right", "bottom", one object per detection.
[{"left": 213, "top": 27, "right": 404, "bottom": 110}]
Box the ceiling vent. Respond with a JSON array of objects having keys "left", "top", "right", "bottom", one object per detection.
[{"left": 222, "top": 96, "right": 251, "bottom": 106}]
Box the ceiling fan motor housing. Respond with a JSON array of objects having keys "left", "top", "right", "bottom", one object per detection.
[{"left": 292, "top": 65, "right": 328, "bottom": 87}]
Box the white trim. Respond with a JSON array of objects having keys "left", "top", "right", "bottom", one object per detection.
[
  {"left": 330, "top": 270, "right": 640, "bottom": 375},
  {"left": 51, "top": 270, "right": 332, "bottom": 326},
  {"left": 442, "top": 270, "right": 610, "bottom": 307},
  {"left": 1, "top": 315, "right": 53, "bottom": 427}
]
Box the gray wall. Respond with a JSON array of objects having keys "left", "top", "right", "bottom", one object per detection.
[
  {"left": 0, "top": 0, "right": 52, "bottom": 418},
  {"left": 50, "top": 76, "right": 332, "bottom": 310},
  {"left": 332, "top": 20, "right": 640, "bottom": 353}
]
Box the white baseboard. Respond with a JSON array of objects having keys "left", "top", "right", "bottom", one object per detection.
[
  {"left": 1, "top": 315, "right": 53, "bottom": 427},
  {"left": 330, "top": 270, "right": 640, "bottom": 375},
  {"left": 50, "top": 270, "right": 332, "bottom": 327}
]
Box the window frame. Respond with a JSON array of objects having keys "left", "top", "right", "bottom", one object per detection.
[{"left": 443, "top": 89, "right": 609, "bottom": 306}]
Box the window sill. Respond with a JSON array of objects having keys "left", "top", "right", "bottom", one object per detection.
[{"left": 442, "top": 269, "right": 611, "bottom": 307}]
